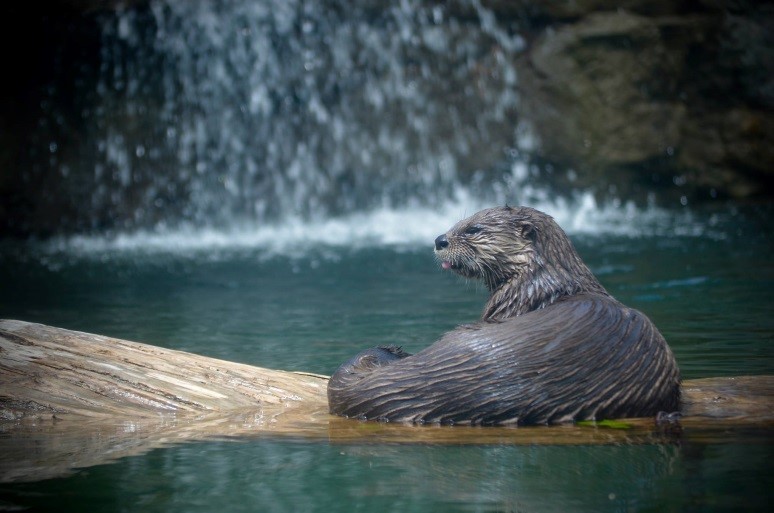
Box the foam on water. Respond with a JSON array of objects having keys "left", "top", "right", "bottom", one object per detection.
[{"left": 43, "top": 187, "right": 704, "bottom": 260}]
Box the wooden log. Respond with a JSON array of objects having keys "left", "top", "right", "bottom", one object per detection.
[
  {"left": 0, "top": 319, "right": 329, "bottom": 420},
  {"left": 1, "top": 319, "right": 772, "bottom": 483}
]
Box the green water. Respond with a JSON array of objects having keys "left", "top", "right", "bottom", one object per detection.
[
  {"left": 0, "top": 203, "right": 772, "bottom": 512},
  {"left": 2, "top": 441, "right": 770, "bottom": 512}
]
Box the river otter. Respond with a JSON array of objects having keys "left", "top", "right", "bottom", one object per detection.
[{"left": 328, "top": 206, "right": 681, "bottom": 425}]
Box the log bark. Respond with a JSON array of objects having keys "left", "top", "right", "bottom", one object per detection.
[
  {"left": 0, "top": 319, "right": 329, "bottom": 420},
  {"left": 1, "top": 319, "right": 772, "bottom": 482}
]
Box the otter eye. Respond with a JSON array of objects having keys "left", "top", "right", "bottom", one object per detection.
[{"left": 464, "top": 225, "right": 483, "bottom": 235}]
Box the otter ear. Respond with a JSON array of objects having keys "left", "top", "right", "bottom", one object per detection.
[{"left": 518, "top": 221, "right": 536, "bottom": 241}]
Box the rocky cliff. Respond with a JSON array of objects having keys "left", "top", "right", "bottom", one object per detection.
[{"left": 502, "top": 0, "right": 773, "bottom": 201}]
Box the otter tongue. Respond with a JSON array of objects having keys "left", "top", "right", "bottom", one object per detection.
[{"left": 441, "top": 261, "right": 452, "bottom": 270}]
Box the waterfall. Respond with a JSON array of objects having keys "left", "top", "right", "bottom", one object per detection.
[
  {"left": 86, "top": 0, "right": 529, "bottom": 229},
  {"left": 34, "top": 0, "right": 700, "bottom": 255}
]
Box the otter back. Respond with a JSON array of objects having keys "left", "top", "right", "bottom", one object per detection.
[{"left": 327, "top": 293, "right": 681, "bottom": 425}]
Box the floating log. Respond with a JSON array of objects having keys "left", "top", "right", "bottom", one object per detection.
[
  {"left": 0, "top": 319, "right": 329, "bottom": 420},
  {"left": 1, "top": 319, "right": 772, "bottom": 482}
]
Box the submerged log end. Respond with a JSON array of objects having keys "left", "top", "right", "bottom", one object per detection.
[{"left": 681, "top": 375, "right": 774, "bottom": 421}]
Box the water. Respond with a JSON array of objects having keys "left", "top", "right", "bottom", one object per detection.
[
  {"left": 2, "top": 441, "right": 769, "bottom": 513},
  {"left": 1, "top": 202, "right": 772, "bottom": 512}
]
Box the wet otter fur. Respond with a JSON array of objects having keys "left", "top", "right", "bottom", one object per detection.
[{"left": 327, "top": 206, "right": 681, "bottom": 425}]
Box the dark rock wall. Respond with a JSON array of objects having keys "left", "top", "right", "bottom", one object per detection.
[
  {"left": 0, "top": 3, "right": 104, "bottom": 237},
  {"left": 503, "top": 0, "right": 774, "bottom": 200}
]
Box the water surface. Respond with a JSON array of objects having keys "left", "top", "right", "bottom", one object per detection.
[{"left": 0, "top": 202, "right": 772, "bottom": 512}]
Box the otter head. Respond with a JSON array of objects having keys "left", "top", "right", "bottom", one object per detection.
[
  {"left": 434, "top": 207, "right": 536, "bottom": 291},
  {"left": 434, "top": 206, "right": 607, "bottom": 320}
]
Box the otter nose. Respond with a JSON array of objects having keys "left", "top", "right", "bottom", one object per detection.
[{"left": 434, "top": 234, "right": 449, "bottom": 250}]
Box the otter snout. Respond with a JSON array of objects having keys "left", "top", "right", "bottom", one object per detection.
[{"left": 434, "top": 234, "right": 449, "bottom": 250}]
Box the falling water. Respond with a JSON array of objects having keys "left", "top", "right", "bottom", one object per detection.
[
  {"left": 86, "top": 1, "right": 522, "bottom": 224},
  {"left": 38, "top": 0, "right": 701, "bottom": 255}
]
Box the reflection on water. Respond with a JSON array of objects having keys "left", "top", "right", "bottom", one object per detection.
[{"left": 2, "top": 438, "right": 771, "bottom": 512}]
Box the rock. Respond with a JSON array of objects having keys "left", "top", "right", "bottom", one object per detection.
[{"left": 513, "top": 4, "right": 774, "bottom": 200}]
